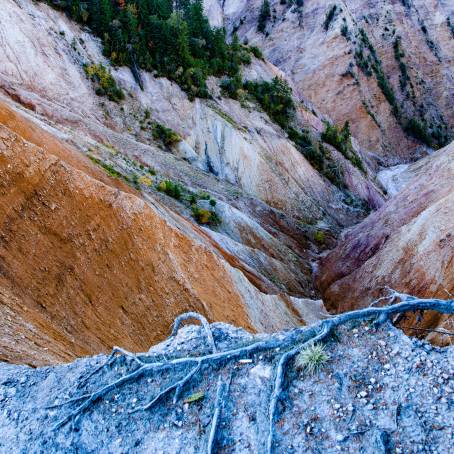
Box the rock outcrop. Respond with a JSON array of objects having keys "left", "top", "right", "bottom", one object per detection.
[{"left": 0, "top": 318, "right": 452, "bottom": 452}]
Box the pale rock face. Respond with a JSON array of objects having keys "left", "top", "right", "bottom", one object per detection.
[
  {"left": 207, "top": 0, "right": 454, "bottom": 164},
  {"left": 0, "top": 0, "right": 100, "bottom": 120},
  {"left": 203, "top": 0, "right": 224, "bottom": 27},
  {"left": 377, "top": 163, "right": 411, "bottom": 197}
]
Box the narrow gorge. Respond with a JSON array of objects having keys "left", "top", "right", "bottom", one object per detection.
[{"left": 0, "top": 0, "right": 452, "bottom": 452}]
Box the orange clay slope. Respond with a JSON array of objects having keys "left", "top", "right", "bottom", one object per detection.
[{"left": 0, "top": 101, "right": 318, "bottom": 366}]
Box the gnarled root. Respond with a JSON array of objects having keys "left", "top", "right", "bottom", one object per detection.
[{"left": 170, "top": 312, "right": 217, "bottom": 353}]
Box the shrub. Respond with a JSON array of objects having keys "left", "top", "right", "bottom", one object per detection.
[
  {"left": 258, "top": 0, "right": 271, "bottom": 34},
  {"left": 393, "top": 37, "right": 409, "bottom": 89},
  {"left": 314, "top": 230, "right": 325, "bottom": 244},
  {"left": 249, "top": 46, "right": 264, "bottom": 60},
  {"left": 404, "top": 118, "right": 432, "bottom": 146},
  {"left": 354, "top": 47, "right": 372, "bottom": 77},
  {"left": 191, "top": 206, "right": 221, "bottom": 225},
  {"left": 321, "top": 121, "right": 366, "bottom": 173},
  {"left": 287, "top": 127, "right": 345, "bottom": 188},
  {"left": 295, "top": 343, "right": 330, "bottom": 375},
  {"left": 197, "top": 191, "right": 211, "bottom": 200},
  {"left": 152, "top": 123, "right": 181, "bottom": 147},
  {"left": 448, "top": 17, "right": 454, "bottom": 38},
  {"left": 244, "top": 77, "right": 295, "bottom": 130},
  {"left": 138, "top": 175, "right": 153, "bottom": 187},
  {"left": 157, "top": 180, "right": 183, "bottom": 200},
  {"left": 341, "top": 23, "right": 349, "bottom": 39},
  {"left": 323, "top": 5, "right": 337, "bottom": 31},
  {"left": 220, "top": 73, "right": 243, "bottom": 99},
  {"left": 84, "top": 64, "right": 124, "bottom": 102},
  {"left": 88, "top": 155, "right": 123, "bottom": 179}
]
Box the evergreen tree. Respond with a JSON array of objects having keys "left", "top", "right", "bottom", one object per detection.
[
  {"left": 42, "top": 0, "right": 246, "bottom": 99},
  {"left": 258, "top": 0, "right": 271, "bottom": 34}
]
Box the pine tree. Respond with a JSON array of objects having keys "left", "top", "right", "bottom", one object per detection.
[
  {"left": 99, "top": 0, "right": 113, "bottom": 34},
  {"left": 40, "top": 0, "right": 245, "bottom": 99},
  {"left": 258, "top": 0, "right": 271, "bottom": 34}
]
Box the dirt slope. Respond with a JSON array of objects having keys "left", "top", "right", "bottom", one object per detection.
[
  {"left": 0, "top": 106, "right": 332, "bottom": 367},
  {"left": 210, "top": 0, "right": 454, "bottom": 163}
]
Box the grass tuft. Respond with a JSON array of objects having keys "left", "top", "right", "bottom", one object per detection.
[{"left": 295, "top": 343, "right": 330, "bottom": 375}]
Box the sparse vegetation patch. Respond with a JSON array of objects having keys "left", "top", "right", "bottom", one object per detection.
[
  {"left": 321, "top": 121, "right": 366, "bottom": 173},
  {"left": 84, "top": 64, "right": 124, "bottom": 102},
  {"left": 323, "top": 5, "right": 338, "bottom": 31},
  {"left": 244, "top": 77, "right": 295, "bottom": 130},
  {"left": 295, "top": 343, "right": 330, "bottom": 374},
  {"left": 42, "top": 0, "right": 246, "bottom": 100}
]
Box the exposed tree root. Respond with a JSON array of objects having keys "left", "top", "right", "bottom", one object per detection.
[
  {"left": 207, "top": 375, "right": 229, "bottom": 454},
  {"left": 49, "top": 291, "right": 454, "bottom": 452},
  {"left": 170, "top": 312, "right": 217, "bottom": 354}
]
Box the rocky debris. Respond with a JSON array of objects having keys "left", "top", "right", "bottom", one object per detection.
[{"left": 0, "top": 302, "right": 452, "bottom": 453}]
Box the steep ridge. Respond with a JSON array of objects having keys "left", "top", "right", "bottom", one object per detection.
[
  {"left": 209, "top": 0, "right": 454, "bottom": 164},
  {"left": 316, "top": 140, "right": 454, "bottom": 343},
  {"left": 0, "top": 106, "right": 333, "bottom": 366}
]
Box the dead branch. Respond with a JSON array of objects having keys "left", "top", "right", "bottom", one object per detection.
[{"left": 207, "top": 376, "right": 227, "bottom": 454}]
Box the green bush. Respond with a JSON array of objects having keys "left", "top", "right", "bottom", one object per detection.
[
  {"left": 323, "top": 5, "right": 337, "bottom": 31},
  {"left": 84, "top": 64, "right": 124, "bottom": 102},
  {"left": 152, "top": 123, "right": 181, "bottom": 147},
  {"left": 88, "top": 155, "right": 121, "bottom": 178},
  {"left": 295, "top": 343, "right": 330, "bottom": 375},
  {"left": 314, "top": 230, "right": 325, "bottom": 244},
  {"left": 404, "top": 118, "right": 432, "bottom": 146},
  {"left": 287, "top": 128, "right": 345, "bottom": 188},
  {"left": 321, "top": 121, "right": 366, "bottom": 173},
  {"left": 191, "top": 205, "right": 221, "bottom": 225},
  {"left": 220, "top": 73, "right": 243, "bottom": 100},
  {"left": 157, "top": 180, "right": 183, "bottom": 200},
  {"left": 258, "top": 0, "right": 271, "bottom": 34},
  {"left": 249, "top": 46, "right": 264, "bottom": 60},
  {"left": 341, "top": 23, "right": 349, "bottom": 39},
  {"left": 244, "top": 77, "right": 295, "bottom": 130},
  {"left": 448, "top": 17, "right": 454, "bottom": 38},
  {"left": 393, "top": 37, "right": 409, "bottom": 89}
]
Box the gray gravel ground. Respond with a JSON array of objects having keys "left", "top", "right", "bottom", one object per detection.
[{"left": 0, "top": 322, "right": 452, "bottom": 453}]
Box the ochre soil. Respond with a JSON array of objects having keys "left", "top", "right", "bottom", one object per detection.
[{"left": 0, "top": 102, "right": 256, "bottom": 366}]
